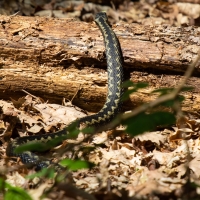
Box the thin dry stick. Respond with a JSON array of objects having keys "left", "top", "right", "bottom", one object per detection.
[{"left": 21, "top": 89, "right": 45, "bottom": 104}]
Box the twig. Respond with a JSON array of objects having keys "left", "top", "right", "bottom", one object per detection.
[
  {"left": 21, "top": 89, "right": 38, "bottom": 99},
  {"left": 71, "top": 84, "right": 81, "bottom": 103},
  {"left": 62, "top": 84, "right": 81, "bottom": 106},
  {"left": 10, "top": 11, "right": 20, "bottom": 17},
  {"left": 21, "top": 89, "right": 44, "bottom": 103}
]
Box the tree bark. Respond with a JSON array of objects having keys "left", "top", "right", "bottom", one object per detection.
[{"left": 0, "top": 15, "right": 200, "bottom": 113}]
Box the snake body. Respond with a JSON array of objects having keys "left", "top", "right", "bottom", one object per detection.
[{"left": 6, "top": 12, "right": 124, "bottom": 170}]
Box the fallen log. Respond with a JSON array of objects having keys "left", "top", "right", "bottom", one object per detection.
[{"left": 0, "top": 14, "right": 199, "bottom": 113}]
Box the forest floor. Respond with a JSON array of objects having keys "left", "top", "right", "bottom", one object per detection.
[{"left": 1, "top": 0, "right": 200, "bottom": 200}]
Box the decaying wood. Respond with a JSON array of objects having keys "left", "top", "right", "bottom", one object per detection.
[{"left": 0, "top": 15, "right": 200, "bottom": 113}]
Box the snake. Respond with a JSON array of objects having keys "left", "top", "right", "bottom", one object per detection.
[{"left": 6, "top": 12, "right": 124, "bottom": 170}]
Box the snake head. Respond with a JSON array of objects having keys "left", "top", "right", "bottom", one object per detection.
[{"left": 95, "top": 12, "right": 108, "bottom": 23}]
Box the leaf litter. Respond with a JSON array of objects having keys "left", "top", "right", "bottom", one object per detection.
[
  {"left": 1, "top": 95, "right": 200, "bottom": 199},
  {"left": 1, "top": 0, "right": 200, "bottom": 199}
]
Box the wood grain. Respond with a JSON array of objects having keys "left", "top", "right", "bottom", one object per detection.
[{"left": 0, "top": 15, "right": 199, "bottom": 113}]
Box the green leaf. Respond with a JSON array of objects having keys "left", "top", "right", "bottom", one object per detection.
[
  {"left": 159, "top": 95, "right": 185, "bottom": 107},
  {"left": 180, "top": 86, "right": 194, "bottom": 92},
  {"left": 67, "top": 128, "right": 80, "bottom": 139},
  {"left": 26, "top": 168, "right": 55, "bottom": 180},
  {"left": 14, "top": 141, "right": 49, "bottom": 153},
  {"left": 14, "top": 137, "right": 64, "bottom": 153},
  {"left": 15, "top": 133, "right": 75, "bottom": 154},
  {"left": 0, "top": 178, "right": 32, "bottom": 200},
  {"left": 152, "top": 87, "right": 174, "bottom": 95},
  {"left": 66, "top": 121, "right": 80, "bottom": 139},
  {"left": 59, "top": 159, "right": 95, "bottom": 171},
  {"left": 122, "top": 81, "right": 148, "bottom": 101},
  {"left": 122, "top": 80, "right": 148, "bottom": 88},
  {"left": 81, "top": 127, "right": 95, "bottom": 134},
  {"left": 4, "top": 187, "right": 32, "bottom": 200},
  {"left": 152, "top": 86, "right": 193, "bottom": 95},
  {"left": 0, "top": 177, "right": 5, "bottom": 191},
  {"left": 124, "top": 112, "right": 176, "bottom": 136}
]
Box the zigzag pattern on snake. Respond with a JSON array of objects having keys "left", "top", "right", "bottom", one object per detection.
[{"left": 6, "top": 12, "right": 124, "bottom": 170}]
